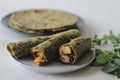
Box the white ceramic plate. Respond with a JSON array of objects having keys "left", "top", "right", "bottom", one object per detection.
[
  {"left": 2, "top": 10, "right": 94, "bottom": 74},
  {"left": 11, "top": 51, "right": 95, "bottom": 74}
]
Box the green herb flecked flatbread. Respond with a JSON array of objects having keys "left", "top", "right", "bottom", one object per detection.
[
  {"left": 31, "top": 29, "right": 81, "bottom": 66},
  {"left": 9, "top": 10, "right": 78, "bottom": 34}
]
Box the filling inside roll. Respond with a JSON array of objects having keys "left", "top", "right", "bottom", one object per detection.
[
  {"left": 33, "top": 52, "right": 48, "bottom": 66},
  {"left": 60, "top": 46, "right": 76, "bottom": 64}
]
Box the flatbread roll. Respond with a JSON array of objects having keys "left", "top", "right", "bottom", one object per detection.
[
  {"left": 31, "top": 29, "right": 81, "bottom": 66},
  {"left": 60, "top": 36, "right": 91, "bottom": 64}
]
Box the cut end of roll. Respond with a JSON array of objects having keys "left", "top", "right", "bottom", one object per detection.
[
  {"left": 7, "top": 43, "right": 18, "bottom": 59},
  {"left": 33, "top": 52, "right": 48, "bottom": 66},
  {"left": 7, "top": 44, "right": 12, "bottom": 54},
  {"left": 60, "top": 46, "right": 75, "bottom": 64}
]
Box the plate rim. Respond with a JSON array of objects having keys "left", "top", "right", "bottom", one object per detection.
[{"left": 10, "top": 50, "right": 95, "bottom": 74}]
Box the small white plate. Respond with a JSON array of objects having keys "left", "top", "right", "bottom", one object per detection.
[
  {"left": 11, "top": 51, "right": 95, "bottom": 74},
  {"left": 2, "top": 10, "right": 92, "bottom": 74}
]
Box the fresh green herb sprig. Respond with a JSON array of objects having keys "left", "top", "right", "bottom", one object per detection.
[
  {"left": 91, "top": 31, "right": 120, "bottom": 78},
  {"left": 92, "top": 48, "right": 120, "bottom": 78},
  {"left": 92, "top": 31, "right": 120, "bottom": 47}
]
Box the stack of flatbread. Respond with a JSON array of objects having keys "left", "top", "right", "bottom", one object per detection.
[{"left": 9, "top": 10, "right": 78, "bottom": 34}]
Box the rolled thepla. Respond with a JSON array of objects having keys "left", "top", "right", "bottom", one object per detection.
[
  {"left": 7, "top": 36, "right": 51, "bottom": 59},
  {"left": 31, "top": 29, "right": 81, "bottom": 66},
  {"left": 59, "top": 36, "right": 91, "bottom": 64}
]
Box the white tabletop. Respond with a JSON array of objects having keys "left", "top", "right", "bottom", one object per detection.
[{"left": 0, "top": 0, "right": 120, "bottom": 80}]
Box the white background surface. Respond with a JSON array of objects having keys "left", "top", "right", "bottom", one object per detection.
[{"left": 0, "top": 0, "right": 120, "bottom": 80}]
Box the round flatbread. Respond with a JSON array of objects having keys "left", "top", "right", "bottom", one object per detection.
[{"left": 8, "top": 10, "right": 78, "bottom": 34}]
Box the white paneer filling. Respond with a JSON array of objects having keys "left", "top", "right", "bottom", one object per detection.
[
  {"left": 61, "top": 55, "right": 70, "bottom": 63},
  {"left": 60, "top": 46, "right": 74, "bottom": 63},
  {"left": 63, "top": 46, "right": 71, "bottom": 54}
]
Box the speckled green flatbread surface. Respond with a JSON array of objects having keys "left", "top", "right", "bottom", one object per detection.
[{"left": 8, "top": 10, "right": 78, "bottom": 34}]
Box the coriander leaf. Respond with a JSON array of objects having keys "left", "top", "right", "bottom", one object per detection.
[
  {"left": 116, "top": 34, "right": 120, "bottom": 43},
  {"left": 96, "top": 53, "right": 113, "bottom": 65},
  {"left": 108, "top": 31, "right": 120, "bottom": 46},
  {"left": 113, "top": 69, "right": 120, "bottom": 78},
  {"left": 101, "top": 35, "right": 108, "bottom": 44},
  {"left": 102, "top": 63, "right": 118, "bottom": 73},
  {"left": 90, "top": 49, "right": 105, "bottom": 66},
  {"left": 113, "top": 58, "right": 120, "bottom": 67},
  {"left": 92, "top": 35, "right": 101, "bottom": 45},
  {"left": 95, "top": 49, "right": 104, "bottom": 56},
  {"left": 114, "top": 48, "right": 120, "bottom": 58},
  {"left": 91, "top": 31, "right": 120, "bottom": 78}
]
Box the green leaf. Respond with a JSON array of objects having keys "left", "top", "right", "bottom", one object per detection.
[
  {"left": 101, "top": 35, "right": 108, "bottom": 44},
  {"left": 95, "top": 49, "right": 104, "bottom": 56},
  {"left": 91, "top": 50, "right": 106, "bottom": 66},
  {"left": 113, "top": 69, "right": 120, "bottom": 78},
  {"left": 102, "top": 63, "right": 118, "bottom": 73},
  {"left": 114, "top": 48, "right": 120, "bottom": 58},
  {"left": 113, "top": 58, "right": 120, "bottom": 67},
  {"left": 116, "top": 34, "right": 120, "bottom": 43},
  {"left": 108, "top": 31, "right": 120, "bottom": 46},
  {"left": 92, "top": 35, "right": 101, "bottom": 45},
  {"left": 91, "top": 31, "right": 120, "bottom": 78},
  {"left": 96, "top": 53, "right": 113, "bottom": 65}
]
